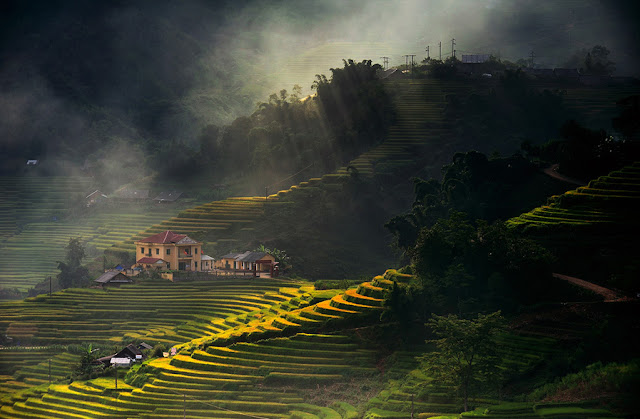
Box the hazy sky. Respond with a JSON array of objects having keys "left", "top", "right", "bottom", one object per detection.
[{"left": 0, "top": 0, "right": 638, "bottom": 170}]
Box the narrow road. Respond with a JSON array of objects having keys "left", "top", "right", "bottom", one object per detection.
[
  {"left": 553, "top": 273, "right": 630, "bottom": 302},
  {"left": 543, "top": 164, "right": 587, "bottom": 186}
]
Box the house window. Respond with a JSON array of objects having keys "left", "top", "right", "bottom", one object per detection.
[
  {"left": 140, "top": 247, "right": 144, "bottom": 253},
  {"left": 195, "top": 261, "right": 198, "bottom": 269},
  {"left": 166, "top": 262, "right": 170, "bottom": 269},
  {"left": 156, "top": 248, "right": 159, "bottom": 255},
  {"left": 195, "top": 248, "right": 198, "bottom": 254},
  {"left": 166, "top": 249, "right": 171, "bottom": 255}
]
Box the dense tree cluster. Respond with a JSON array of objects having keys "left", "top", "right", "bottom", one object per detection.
[
  {"left": 57, "top": 237, "right": 89, "bottom": 289},
  {"left": 386, "top": 151, "right": 563, "bottom": 252},
  {"left": 524, "top": 119, "right": 640, "bottom": 181},
  {"left": 185, "top": 59, "right": 394, "bottom": 191}
]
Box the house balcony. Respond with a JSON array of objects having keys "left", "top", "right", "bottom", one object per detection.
[{"left": 178, "top": 254, "right": 193, "bottom": 259}]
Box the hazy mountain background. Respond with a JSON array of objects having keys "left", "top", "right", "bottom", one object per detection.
[{"left": 1, "top": 0, "right": 638, "bottom": 180}]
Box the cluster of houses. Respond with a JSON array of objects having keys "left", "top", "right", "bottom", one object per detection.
[{"left": 95, "top": 230, "right": 279, "bottom": 287}]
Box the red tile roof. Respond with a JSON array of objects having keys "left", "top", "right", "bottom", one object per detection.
[
  {"left": 138, "top": 231, "right": 187, "bottom": 244},
  {"left": 136, "top": 257, "right": 165, "bottom": 264}
]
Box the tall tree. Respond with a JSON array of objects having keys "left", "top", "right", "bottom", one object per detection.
[
  {"left": 421, "top": 311, "right": 505, "bottom": 411},
  {"left": 57, "top": 237, "right": 89, "bottom": 289}
]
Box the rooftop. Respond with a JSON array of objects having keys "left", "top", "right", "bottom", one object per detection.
[{"left": 138, "top": 230, "right": 199, "bottom": 244}]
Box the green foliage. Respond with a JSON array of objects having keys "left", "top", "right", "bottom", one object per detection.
[
  {"left": 56, "top": 237, "right": 90, "bottom": 289},
  {"left": 74, "top": 343, "right": 103, "bottom": 379},
  {"left": 528, "top": 359, "right": 640, "bottom": 403},
  {"left": 254, "top": 244, "right": 291, "bottom": 270},
  {"left": 409, "top": 213, "right": 553, "bottom": 314},
  {"left": 386, "top": 151, "right": 566, "bottom": 253},
  {"left": 425, "top": 57, "right": 459, "bottom": 79},
  {"left": 420, "top": 311, "right": 506, "bottom": 412}
]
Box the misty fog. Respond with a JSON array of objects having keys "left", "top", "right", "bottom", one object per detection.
[{"left": 0, "top": 0, "right": 638, "bottom": 182}]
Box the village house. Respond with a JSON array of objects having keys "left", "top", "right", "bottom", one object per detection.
[
  {"left": 85, "top": 190, "right": 108, "bottom": 207},
  {"left": 215, "top": 251, "right": 276, "bottom": 273},
  {"left": 94, "top": 271, "right": 133, "bottom": 288},
  {"left": 96, "top": 342, "right": 151, "bottom": 367},
  {"left": 133, "top": 230, "right": 205, "bottom": 271}
]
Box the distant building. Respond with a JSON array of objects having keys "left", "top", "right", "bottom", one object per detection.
[
  {"left": 26, "top": 159, "right": 38, "bottom": 166},
  {"left": 94, "top": 271, "right": 133, "bottom": 288},
  {"left": 215, "top": 251, "right": 276, "bottom": 273},
  {"left": 133, "top": 230, "right": 203, "bottom": 271},
  {"left": 85, "top": 190, "right": 108, "bottom": 207},
  {"left": 96, "top": 343, "right": 148, "bottom": 367}
]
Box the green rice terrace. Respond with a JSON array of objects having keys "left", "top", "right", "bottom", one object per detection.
[
  {"left": 0, "top": 269, "right": 620, "bottom": 418},
  {"left": 507, "top": 162, "right": 640, "bottom": 234}
]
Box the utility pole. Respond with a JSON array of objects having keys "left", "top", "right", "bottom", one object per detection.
[
  {"left": 403, "top": 55, "right": 416, "bottom": 76},
  {"left": 529, "top": 50, "right": 536, "bottom": 68},
  {"left": 439, "top": 41, "right": 442, "bottom": 60},
  {"left": 451, "top": 38, "right": 456, "bottom": 58},
  {"left": 404, "top": 54, "right": 409, "bottom": 71},
  {"left": 425, "top": 46, "right": 429, "bottom": 60},
  {"left": 380, "top": 56, "right": 389, "bottom": 70}
]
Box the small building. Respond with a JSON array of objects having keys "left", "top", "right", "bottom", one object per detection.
[
  {"left": 133, "top": 231, "right": 203, "bottom": 271},
  {"left": 96, "top": 343, "right": 147, "bottom": 367},
  {"left": 94, "top": 271, "right": 133, "bottom": 288},
  {"left": 26, "top": 159, "right": 39, "bottom": 166},
  {"left": 214, "top": 251, "right": 276, "bottom": 273},
  {"left": 201, "top": 254, "right": 214, "bottom": 271},
  {"left": 85, "top": 190, "right": 108, "bottom": 207}
]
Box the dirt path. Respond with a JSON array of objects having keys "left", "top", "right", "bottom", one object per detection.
[
  {"left": 553, "top": 273, "right": 630, "bottom": 302},
  {"left": 543, "top": 164, "right": 587, "bottom": 186}
]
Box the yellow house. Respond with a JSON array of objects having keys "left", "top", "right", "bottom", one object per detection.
[{"left": 133, "top": 231, "right": 203, "bottom": 271}]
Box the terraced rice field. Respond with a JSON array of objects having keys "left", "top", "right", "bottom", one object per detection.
[
  {"left": 0, "top": 279, "right": 308, "bottom": 347},
  {"left": 364, "top": 321, "right": 567, "bottom": 418},
  {"left": 0, "top": 201, "right": 191, "bottom": 292},
  {"left": 557, "top": 84, "right": 640, "bottom": 131},
  {"left": 0, "top": 271, "right": 393, "bottom": 418},
  {"left": 0, "top": 176, "right": 93, "bottom": 240},
  {"left": 507, "top": 162, "right": 640, "bottom": 233},
  {"left": 0, "top": 270, "right": 615, "bottom": 418}
]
